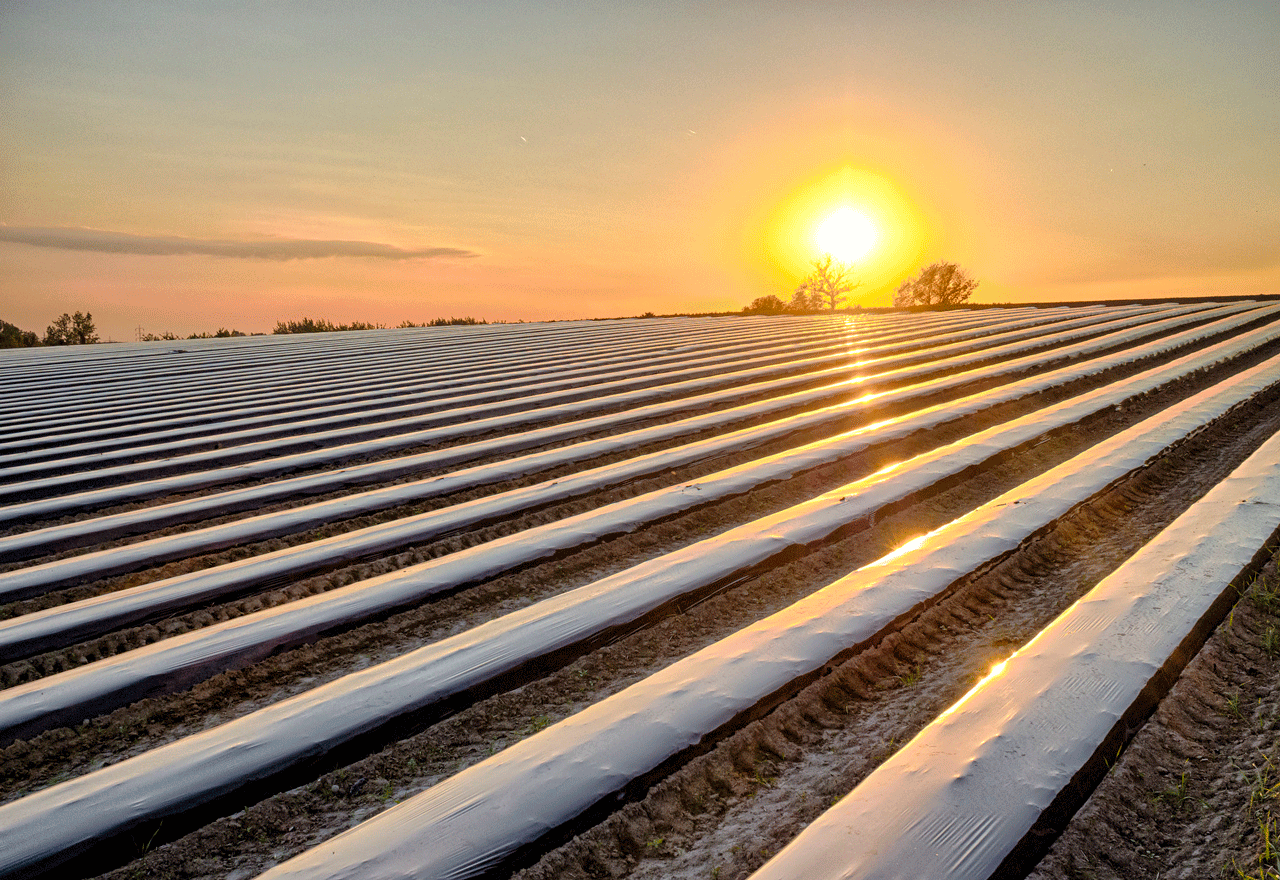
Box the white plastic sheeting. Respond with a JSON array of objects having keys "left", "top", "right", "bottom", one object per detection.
[
  {"left": 3, "top": 308, "right": 1049, "bottom": 448},
  {"left": 0, "top": 303, "right": 1216, "bottom": 510},
  {"left": 1, "top": 347, "right": 1278, "bottom": 871},
  {"left": 1, "top": 311, "right": 1277, "bottom": 741},
  {"left": 230, "top": 358, "right": 1279, "bottom": 880},
  {"left": 0, "top": 323, "right": 900, "bottom": 475},
  {"left": 0, "top": 323, "right": 880, "bottom": 462},
  {"left": 0, "top": 306, "right": 1148, "bottom": 560},
  {"left": 748, "top": 429, "right": 1280, "bottom": 880},
  {"left": 2, "top": 316, "right": 804, "bottom": 419},
  {"left": 0, "top": 303, "right": 1243, "bottom": 557}
]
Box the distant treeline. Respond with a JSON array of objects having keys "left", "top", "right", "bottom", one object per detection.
[
  {"left": 0, "top": 314, "right": 494, "bottom": 347},
  {"left": 141, "top": 328, "right": 253, "bottom": 341},
  {"left": 2, "top": 312, "right": 98, "bottom": 347},
  {"left": 273, "top": 316, "right": 487, "bottom": 334}
]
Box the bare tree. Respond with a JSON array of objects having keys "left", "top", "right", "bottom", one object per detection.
[
  {"left": 894, "top": 261, "right": 978, "bottom": 308},
  {"left": 795, "top": 254, "right": 859, "bottom": 311},
  {"left": 44, "top": 311, "right": 99, "bottom": 345}
]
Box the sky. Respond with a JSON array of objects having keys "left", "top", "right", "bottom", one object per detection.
[{"left": 2, "top": 1, "right": 1277, "bottom": 341}]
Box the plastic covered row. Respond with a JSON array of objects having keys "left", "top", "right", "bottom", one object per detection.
[
  {"left": 0, "top": 302, "right": 1226, "bottom": 591},
  {"left": 748, "top": 419, "right": 1280, "bottom": 880},
  {"left": 3, "top": 317, "right": 1276, "bottom": 746},
  {"left": 2, "top": 303, "right": 1276, "bottom": 664},
  {"left": 3, "top": 334, "right": 1267, "bottom": 880},
  {"left": 0, "top": 317, "right": 894, "bottom": 467},
  {"left": 0, "top": 303, "right": 1245, "bottom": 536},
  {"left": 0, "top": 303, "right": 1173, "bottom": 494},
  {"left": 0, "top": 312, "right": 795, "bottom": 411}
]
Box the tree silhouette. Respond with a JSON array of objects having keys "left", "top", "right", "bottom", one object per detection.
[
  {"left": 743, "top": 295, "right": 787, "bottom": 315},
  {"left": 795, "top": 255, "right": 859, "bottom": 311},
  {"left": 44, "top": 311, "right": 99, "bottom": 345},
  {"left": 894, "top": 261, "right": 978, "bottom": 307},
  {"left": 1, "top": 319, "right": 40, "bottom": 348}
]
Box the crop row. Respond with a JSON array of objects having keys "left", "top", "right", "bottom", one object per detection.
[{"left": 2, "top": 305, "right": 1278, "bottom": 880}]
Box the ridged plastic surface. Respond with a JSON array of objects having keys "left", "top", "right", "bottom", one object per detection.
[
  {"left": 3, "top": 307, "right": 1266, "bottom": 664},
  {"left": 0, "top": 309, "right": 1081, "bottom": 437},
  {"left": 0, "top": 303, "right": 1220, "bottom": 518},
  {"left": 2, "top": 348, "right": 1277, "bottom": 880},
  {"left": 749, "top": 433, "right": 1280, "bottom": 880},
  {"left": 2, "top": 311, "right": 1276, "bottom": 743},
  {"left": 249, "top": 356, "right": 1280, "bottom": 880},
  {"left": 0, "top": 304, "right": 1181, "bottom": 570},
  {"left": 0, "top": 320, "right": 897, "bottom": 462}
]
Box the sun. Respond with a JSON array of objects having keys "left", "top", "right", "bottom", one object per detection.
[{"left": 813, "top": 206, "right": 877, "bottom": 263}]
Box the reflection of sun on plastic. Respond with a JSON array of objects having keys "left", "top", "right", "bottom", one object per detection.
[{"left": 814, "top": 206, "right": 877, "bottom": 263}]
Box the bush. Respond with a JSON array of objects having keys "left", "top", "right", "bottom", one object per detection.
[
  {"left": 743, "top": 295, "right": 787, "bottom": 315},
  {"left": 397, "top": 317, "right": 488, "bottom": 328},
  {"left": 0, "top": 319, "right": 40, "bottom": 348},
  {"left": 273, "top": 318, "right": 386, "bottom": 334}
]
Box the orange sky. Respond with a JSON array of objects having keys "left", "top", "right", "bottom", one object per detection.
[{"left": 2, "top": 2, "right": 1277, "bottom": 341}]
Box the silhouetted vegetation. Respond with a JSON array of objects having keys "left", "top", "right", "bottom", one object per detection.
[
  {"left": 273, "top": 318, "right": 386, "bottom": 334},
  {"left": 398, "top": 317, "right": 488, "bottom": 327},
  {"left": 894, "top": 261, "right": 978, "bottom": 307},
  {"left": 794, "top": 255, "right": 859, "bottom": 311},
  {"left": 742, "top": 295, "right": 788, "bottom": 315},
  {"left": 190, "top": 328, "right": 249, "bottom": 338},
  {"left": 0, "top": 319, "right": 41, "bottom": 348},
  {"left": 273, "top": 316, "right": 491, "bottom": 333},
  {"left": 140, "top": 328, "right": 249, "bottom": 341},
  {"left": 44, "top": 311, "right": 98, "bottom": 345},
  {"left": 742, "top": 256, "right": 860, "bottom": 315}
]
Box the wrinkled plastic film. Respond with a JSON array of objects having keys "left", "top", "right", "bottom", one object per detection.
[
  {"left": 0, "top": 302, "right": 1234, "bottom": 521},
  {"left": 2, "top": 312, "right": 1277, "bottom": 744},
  {"left": 3, "top": 345, "right": 1278, "bottom": 880},
  {"left": 254, "top": 348, "right": 1280, "bottom": 880},
  {"left": 749, "top": 430, "right": 1280, "bottom": 880}
]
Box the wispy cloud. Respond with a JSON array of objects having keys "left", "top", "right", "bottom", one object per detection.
[{"left": 0, "top": 226, "right": 480, "bottom": 260}]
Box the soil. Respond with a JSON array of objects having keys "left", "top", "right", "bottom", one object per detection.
[{"left": 1, "top": 313, "right": 1278, "bottom": 880}]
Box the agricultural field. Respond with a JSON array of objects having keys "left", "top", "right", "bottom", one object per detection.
[{"left": 2, "top": 304, "right": 1279, "bottom": 880}]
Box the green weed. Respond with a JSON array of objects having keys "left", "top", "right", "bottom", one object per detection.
[
  {"left": 1231, "top": 811, "right": 1280, "bottom": 879},
  {"left": 753, "top": 768, "right": 776, "bottom": 789},
  {"left": 1252, "top": 575, "right": 1280, "bottom": 616},
  {"left": 1152, "top": 771, "right": 1201, "bottom": 813}
]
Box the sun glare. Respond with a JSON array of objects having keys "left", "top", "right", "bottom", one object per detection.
[
  {"left": 747, "top": 165, "right": 928, "bottom": 303},
  {"left": 814, "top": 206, "right": 877, "bottom": 263}
]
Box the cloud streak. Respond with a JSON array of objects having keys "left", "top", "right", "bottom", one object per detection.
[{"left": 0, "top": 226, "right": 480, "bottom": 261}]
